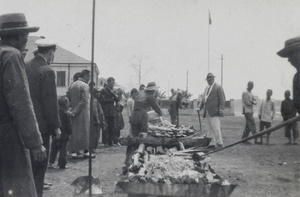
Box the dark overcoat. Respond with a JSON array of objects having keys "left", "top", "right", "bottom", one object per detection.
[
  {"left": 25, "top": 55, "right": 61, "bottom": 136},
  {"left": 0, "top": 43, "right": 43, "bottom": 197}
]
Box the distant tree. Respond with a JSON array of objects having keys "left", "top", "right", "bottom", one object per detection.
[
  {"left": 156, "top": 90, "right": 166, "bottom": 99},
  {"left": 130, "top": 55, "right": 153, "bottom": 85},
  {"left": 181, "top": 90, "right": 192, "bottom": 100}
]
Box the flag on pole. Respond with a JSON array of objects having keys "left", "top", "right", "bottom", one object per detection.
[{"left": 209, "top": 10, "right": 212, "bottom": 25}]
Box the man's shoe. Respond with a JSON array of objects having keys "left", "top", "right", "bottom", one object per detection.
[
  {"left": 43, "top": 184, "right": 51, "bottom": 190},
  {"left": 83, "top": 152, "right": 96, "bottom": 159},
  {"left": 216, "top": 143, "right": 223, "bottom": 148},
  {"left": 44, "top": 182, "right": 52, "bottom": 186},
  {"left": 59, "top": 165, "right": 69, "bottom": 169},
  {"left": 71, "top": 153, "right": 79, "bottom": 159},
  {"left": 207, "top": 145, "right": 216, "bottom": 148},
  {"left": 255, "top": 141, "right": 263, "bottom": 144},
  {"left": 48, "top": 163, "right": 54, "bottom": 169}
]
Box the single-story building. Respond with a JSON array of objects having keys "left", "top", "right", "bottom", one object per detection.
[{"left": 24, "top": 36, "right": 99, "bottom": 96}]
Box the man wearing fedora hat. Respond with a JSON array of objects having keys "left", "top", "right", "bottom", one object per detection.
[
  {"left": 25, "top": 39, "right": 62, "bottom": 197},
  {"left": 198, "top": 73, "right": 225, "bottom": 148},
  {"left": 277, "top": 36, "right": 300, "bottom": 114},
  {"left": 0, "top": 13, "right": 47, "bottom": 197}
]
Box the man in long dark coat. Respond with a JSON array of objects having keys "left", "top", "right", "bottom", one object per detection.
[
  {"left": 25, "top": 39, "right": 61, "bottom": 197},
  {"left": 169, "top": 91, "right": 183, "bottom": 127},
  {"left": 0, "top": 13, "right": 46, "bottom": 197},
  {"left": 99, "top": 77, "right": 119, "bottom": 146}
]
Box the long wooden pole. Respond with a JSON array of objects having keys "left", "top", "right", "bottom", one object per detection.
[
  {"left": 208, "top": 10, "right": 210, "bottom": 73},
  {"left": 206, "top": 115, "right": 300, "bottom": 156},
  {"left": 89, "top": 0, "right": 96, "bottom": 196}
]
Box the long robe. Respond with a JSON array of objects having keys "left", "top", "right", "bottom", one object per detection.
[
  {"left": 0, "top": 43, "right": 43, "bottom": 197},
  {"left": 68, "top": 78, "right": 90, "bottom": 151}
]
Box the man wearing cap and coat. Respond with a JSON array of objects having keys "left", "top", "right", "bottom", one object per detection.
[
  {"left": 0, "top": 13, "right": 47, "bottom": 197},
  {"left": 198, "top": 73, "right": 225, "bottom": 148},
  {"left": 277, "top": 36, "right": 300, "bottom": 114},
  {"left": 25, "top": 39, "right": 61, "bottom": 197}
]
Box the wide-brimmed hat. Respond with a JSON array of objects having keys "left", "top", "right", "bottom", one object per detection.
[
  {"left": 277, "top": 36, "right": 300, "bottom": 57},
  {"left": 0, "top": 13, "right": 39, "bottom": 36},
  {"left": 145, "top": 82, "right": 159, "bottom": 91},
  {"left": 205, "top": 73, "right": 215, "bottom": 81}
]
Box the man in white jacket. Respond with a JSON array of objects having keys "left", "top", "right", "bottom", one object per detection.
[{"left": 258, "top": 89, "right": 276, "bottom": 144}]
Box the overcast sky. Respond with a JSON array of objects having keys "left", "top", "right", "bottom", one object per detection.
[{"left": 2, "top": 0, "right": 299, "bottom": 100}]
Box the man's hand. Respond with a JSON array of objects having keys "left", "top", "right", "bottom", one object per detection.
[
  {"left": 96, "top": 119, "right": 101, "bottom": 126},
  {"left": 54, "top": 128, "right": 61, "bottom": 140},
  {"left": 159, "top": 116, "right": 163, "bottom": 122},
  {"left": 31, "top": 145, "right": 47, "bottom": 162},
  {"left": 66, "top": 111, "right": 75, "bottom": 117},
  {"left": 219, "top": 110, "right": 224, "bottom": 117},
  {"left": 252, "top": 100, "right": 257, "bottom": 105}
]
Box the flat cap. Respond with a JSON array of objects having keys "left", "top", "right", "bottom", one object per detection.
[{"left": 35, "top": 39, "right": 57, "bottom": 48}]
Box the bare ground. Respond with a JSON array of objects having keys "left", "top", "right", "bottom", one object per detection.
[{"left": 43, "top": 114, "right": 300, "bottom": 197}]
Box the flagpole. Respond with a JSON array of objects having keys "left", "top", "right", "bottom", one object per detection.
[{"left": 208, "top": 10, "right": 211, "bottom": 73}]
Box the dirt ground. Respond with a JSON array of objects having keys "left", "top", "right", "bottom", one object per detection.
[{"left": 43, "top": 113, "right": 300, "bottom": 197}]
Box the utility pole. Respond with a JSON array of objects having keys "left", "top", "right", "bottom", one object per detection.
[
  {"left": 168, "top": 79, "right": 170, "bottom": 97},
  {"left": 186, "top": 70, "right": 189, "bottom": 92},
  {"left": 208, "top": 10, "right": 212, "bottom": 73},
  {"left": 220, "top": 54, "right": 224, "bottom": 87}
]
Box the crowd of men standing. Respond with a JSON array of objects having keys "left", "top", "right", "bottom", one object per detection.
[{"left": 0, "top": 12, "right": 299, "bottom": 197}]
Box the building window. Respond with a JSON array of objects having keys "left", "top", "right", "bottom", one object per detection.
[{"left": 57, "top": 71, "right": 66, "bottom": 87}]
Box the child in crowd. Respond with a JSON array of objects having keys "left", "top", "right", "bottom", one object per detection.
[
  {"left": 49, "top": 96, "right": 72, "bottom": 169},
  {"left": 258, "top": 89, "right": 276, "bottom": 144},
  {"left": 281, "top": 90, "right": 298, "bottom": 145}
]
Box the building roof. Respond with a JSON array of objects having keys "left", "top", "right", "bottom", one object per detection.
[{"left": 24, "top": 36, "right": 91, "bottom": 64}]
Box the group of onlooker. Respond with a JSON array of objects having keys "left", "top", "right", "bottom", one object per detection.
[
  {"left": 241, "top": 82, "right": 298, "bottom": 145},
  {"left": 241, "top": 82, "right": 277, "bottom": 144},
  {"left": 240, "top": 35, "right": 300, "bottom": 146},
  {"left": 0, "top": 11, "right": 299, "bottom": 197}
]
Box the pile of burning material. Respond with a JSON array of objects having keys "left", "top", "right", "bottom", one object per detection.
[
  {"left": 127, "top": 154, "right": 228, "bottom": 186},
  {"left": 119, "top": 153, "right": 236, "bottom": 197},
  {"left": 147, "top": 120, "right": 196, "bottom": 138}
]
